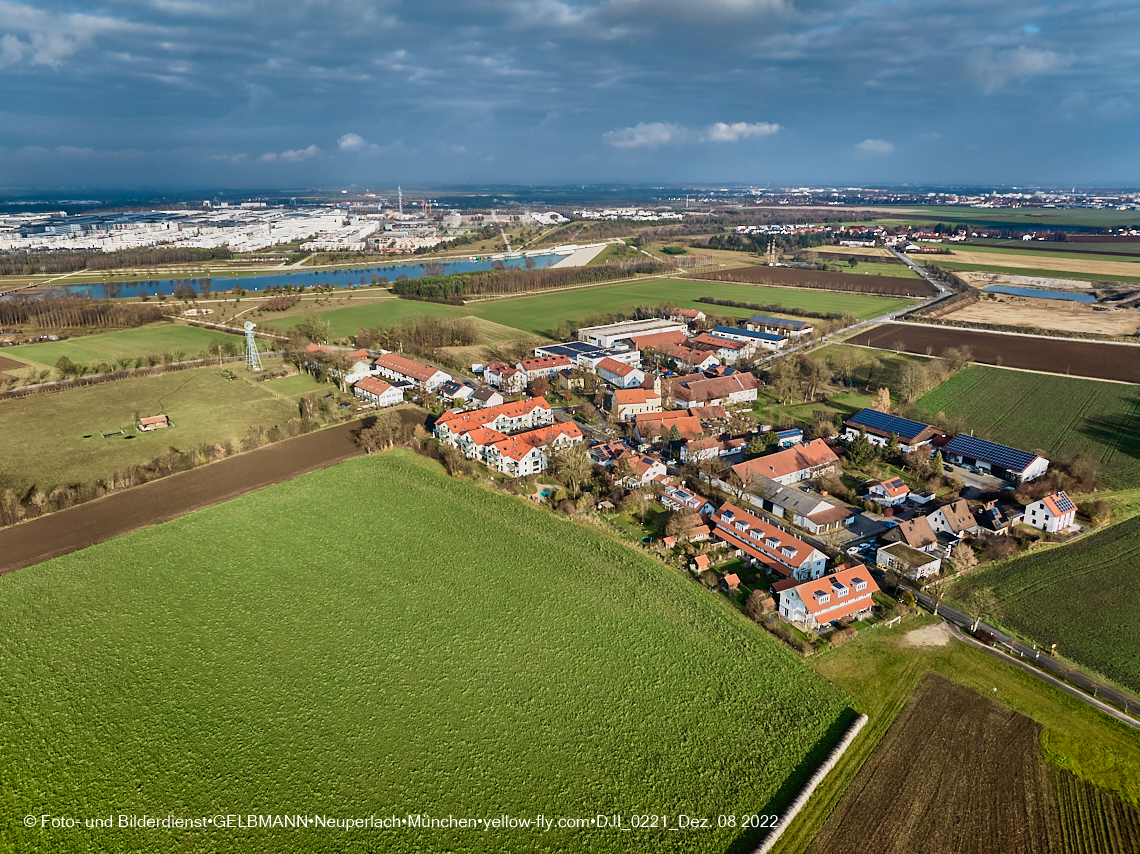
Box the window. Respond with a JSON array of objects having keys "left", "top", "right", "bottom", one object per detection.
[
  {"left": 781, "top": 546, "right": 797, "bottom": 559},
  {"left": 766, "top": 537, "right": 780, "bottom": 549},
  {"left": 734, "top": 521, "right": 748, "bottom": 533},
  {"left": 852, "top": 578, "right": 867, "bottom": 592},
  {"left": 813, "top": 591, "right": 830, "bottom": 605}
]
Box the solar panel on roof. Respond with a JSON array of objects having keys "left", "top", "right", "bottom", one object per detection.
[
  {"left": 945, "top": 435, "right": 1038, "bottom": 472},
  {"left": 847, "top": 408, "right": 930, "bottom": 441},
  {"left": 1054, "top": 492, "right": 1075, "bottom": 513}
]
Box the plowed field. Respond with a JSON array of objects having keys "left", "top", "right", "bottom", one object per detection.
[
  {"left": 694, "top": 266, "right": 937, "bottom": 297},
  {"left": 848, "top": 323, "right": 1140, "bottom": 384},
  {"left": 806, "top": 674, "right": 1060, "bottom": 854}
]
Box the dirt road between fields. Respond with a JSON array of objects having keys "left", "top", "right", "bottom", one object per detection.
[{"left": 0, "top": 421, "right": 364, "bottom": 574}]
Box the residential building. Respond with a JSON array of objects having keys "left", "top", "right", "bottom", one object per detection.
[
  {"left": 775, "top": 428, "right": 804, "bottom": 448},
  {"left": 616, "top": 452, "right": 668, "bottom": 489},
  {"left": 927, "top": 498, "right": 981, "bottom": 538},
  {"left": 673, "top": 371, "right": 759, "bottom": 408},
  {"left": 670, "top": 308, "right": 706, "bottom": 324},
  {"left": 876, "top": 542, "right": 941, "bottom": 580},
  {"left": 732, "top": 439, "right": 840, "bottom": 486},
  {"left": 679, "top": 436, "right": 721, "bottom": 464},
  {"left": 437, "top": 380, "right": 475, "bottom": 404},
  {"left": 533, "top": 341, "right": 641, "bottom": 371},
  {"left": 746, "top": 315, "right": 814, "bottom": 338},
  {"left": 372, "top": 352, "right": 450, "bottom": 390},
  {"left": 742, "top": 474, "right": 854, "bottom": 534},
  {"left": 471, "top": 387, "right": 505, "bottom": 409},
  {"left": 842, "top": 409, "right": 944, "bottom": 453},
  {"left": 352, "top": 376, "right": 404, "bottom": 408},
  {"left": 517, "top": 354, "right": 573, "bottom": 382},
  {"left": 434, "top": 397, "right": 553, "bottom": 446},
  {"left": 1025, "top": 491, "right": 1077, "bottom": 534},
  {"left": 596, "top": 357, "right": 647, "bottom": 389},
  {"left": 628, "top": 328, "right": 689, "bottom": 352},
  {"left": 660, "top": 485, "right": 716, "bottom": 517},
  {"left": 690, "top": 333, "right": 752, "bottom": 363},
  {"left": 589, "top": 440, "right": 629, "bottom": 467},
  {"left": 868, "top": 477, "right": 910, "bottom": 507},
  {"left": 974, "top": 500, "right": 1015, "bottom": 535},
  {"left": 943, "top": 435, "right": 1049, "bottom": 483},
  {"left": 657, "top": 342, "right": 721, "bottom": 373},
  {"left": 483, "top": 362, "right": 526, "bottom": 393},
  {"left": 634, "top": 413, "right": 705, "bottom": 443},
  {"left": 486, "top": 422, "right": 585, "bottom": 477},
  {"left": 882, "top": 516, "right": 938, "bottom": 552},
  {"left": 611, "top": 388, "right": 662, "bottom": 421},
  {"left": 777, "top": 565, "right": 880, "bottom": 630},
  {"left": 711, "top": 502, "right": 828, "bottom": 581}
]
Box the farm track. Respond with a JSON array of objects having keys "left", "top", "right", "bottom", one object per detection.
[{"left": 0, "top": 421, "right": 365, "bottom": 573}]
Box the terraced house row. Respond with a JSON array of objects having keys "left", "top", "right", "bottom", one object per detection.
[{"left": 434, "top": 397, "right": 584, "bottom": 476}]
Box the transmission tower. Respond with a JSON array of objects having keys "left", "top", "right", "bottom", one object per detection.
[{"left": 244, "top": 321, "right": 263, "bottom": 371}]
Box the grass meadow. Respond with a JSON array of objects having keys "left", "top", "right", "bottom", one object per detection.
[
  {"left": 0, "top": 451, "right": 850, "bottom": 854},
  {"left": 914, "top": 366, "right": 1140, "bottom": 489},
  {"left": 0, "top": 361, "right": 299, "bottom": 494}
]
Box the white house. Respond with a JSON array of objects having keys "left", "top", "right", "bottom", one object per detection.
[
  {"left": 927, "top": 498, "right": 981, "bottom": 539},
  {"left": 372, "top": 352, "right": 450, "bottom": 390},
  {"left": 711, "top": 502, "right": 827, "bottom": 581},
  {"left": 876, "top": 542, "right": 941, "bottom": 580},
  {"left": 486, "top": 422, "right": 585, "bottom": 476},
  {"left": 868, "top": 477, "right": 910, "bottom": 507},
  {"left": 471, "top": 387, "right": 505, "bottom": 409},
  {"left": 615, "top": 452, "right": 668, "bottom": 489},
  {"left": 746, "top": 315, "right": 814, "bottom": 339},
  {"left": 353, "top": 376, "right": 404, "bottom": 408},
  {"left": 434, "top": 397, "right": 553, "bottom": 446},
  {"left": 1024, "top": 491, "right": 1077, "bottom": 534},
  {"left": 660, "top": 484, "right": 715, "bottom": 517},
  {"left": 484, "top": 362, "right": 527, "bottom": 393},
  {"left": 777, "top": 566, "right": 879, "bottom": 630},
  {"left": 596, "top": 357, "right": 646, "bottom": 389},
  {"left": 517, "top": 354, "right": 573, "bottom": 382},
  {"left": 611, "top": 388, "right": 662, "bottom": 421}
]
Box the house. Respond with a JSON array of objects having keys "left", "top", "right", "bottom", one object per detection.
[
  {"left": 589, "top": 440, "right": 628, "bottom": 466},
  {"left": 471, "top": 387, "right": 505, "bottom": 409},
  {"left": 708, "top": 325, "right": 787, "bottom": 352},
  {"left": 434, "top": 397, "right": 553, "bottom": 446},
  {"left": 485, "top": 422, "right": 585, "bottom": 476},
  {"left": 746, "top": 314, "right": 814, "bottom": 338},
  {"left": 843, "top": 409, "right": 944, "bottom": 453},
  {"left": 740, "top": 474, "right": 854, "bottom": 534},
  {"left": 673, "top": 371, "right": 759, "bottom": 408},
  {"left": 138, "top": 414, "right": 169, "bottom": 431},
  {"left": 1024, "top": 491, "right": 1077, "bottom": 534},
  {"left": 596, "top": 357, "right": 647, "bottom": 389},
  {"left": 660, "top": 484, "right": 715, "bottom": 517},
  {"left": 437, "top": 380, "right": 475, "bottom": 404},
  {"left": 483, "top": 362, "right": 526, "bottom": 393},
  {"left": 868, "top": 477, "right": 910, "bottom": 507},
  {"left": 927, "top": 498, "right": 981, "bottom": 538},
  {"left": 775, "top": 428, "right": 803, "bottom": 448},
  {"left": 517, "top": 354, "right": 574, "bottom": 382},
  {"left": 634, "top": 411, "right": 706, "bottom": 443},
  {"left": 372, "top": 352, "right": 450, "bottom": 390},
  {"left": 876, "top": 542, "right": 941, "bottom": 580},
  {"left": 679, "top": 436, "right": 721, "bottom": 464},
  {"left": 656, "top": 342, "right": 721, "bottom": 373},
  {"left": 302, "top": 344, "right": 375, "bottom": 385},
  {"left": 690, "top": 333, "right": 752, "bottom": 363},
  {"left": 723, "top": 573, "right": 741, "bottom": 592},
  {"left": 909, "top": 489, "right": 936, "bottom": 506},
  {"left": 882, "top": 515, "right": 938, "bottom": 552},
  {"left": 671, "top": 308, "right": 706, "bottom": 324},
  {"left": 616, "top": 452, "right": 668, "bottom": 489},
  {"left": 352, "top": 376, "right": 404, "bottom": 408},
  {"left": 533, "top": 341, "right": 641, "bottom": 371},
  {"left": 453, "top": 425, "right": 509, "bottom": 460},
  {"left": 689, "top": 524, "right": 711, "bottom": 543},
  {"left": 711, "top": 502, "right": 827, "bottom": 581},
  {"left": 732, "top": 439, "right": 841, "bottom": 486},
  {"left": 611, "top": 388, "right": 662, "bottom": 421},
  {"left": 974, "top": 500, "right": 1015, "bottom": 535},
  {"left": 776, "top": 565, "right": 880, "bottom": 630},
  {"left": 943, "top": 434, "right": 1049, "bottom": 483},
  {"left": 628, "top": 328, "right": 690, "bottom": 353}
]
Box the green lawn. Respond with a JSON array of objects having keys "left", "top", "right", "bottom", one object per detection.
[
  {"left": 890, "top": 206, "right": 1140, "bottom": 230},
  {"left": 914, "top": 365, "right": 1140, "bottom": 489},
  {"left": 0, "top": 451, "right": 850, "bottom": 853},
  {"left": 262, "top": 372, "right": 332, "bottom": 399},
  {"left": 0, "top": 362, "right": 300, "bottom": 494},
  {"left": 809, "top": 343, "right": 933, "bottom": 391},
  {"left": 808, "top": 260, "right": 921, "bottom": 279},
  {"left": 2, "top": 324, "right": 246, "bottom": 374}
]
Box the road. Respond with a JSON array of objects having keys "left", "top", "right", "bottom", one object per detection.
[{"left": 901, "top": 582, "right": 1140, "bottom": 730}]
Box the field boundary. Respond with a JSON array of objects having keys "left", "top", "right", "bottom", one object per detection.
[
  {"left": 891, "top": 319, "right": 1140, "bottom": 347},
  {"left": 754, "top": 713, "right": 868, "bottom": 854}
]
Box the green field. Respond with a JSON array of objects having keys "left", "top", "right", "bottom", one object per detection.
[
  {"left": 2, "top": 323, "right": 247, "bottom": 375},
  {"left": 889, "top": 206, "right": 1140, "bottom": 230},
  {"left": 948, "top": 516, "right": 1140, "bottom": 696},
  {"left": 806, "top": 260, "right": 921, "bottom": 279},
  {"left": 0, "top": 451, "right": 851, "bottom": 854},
  {"left": 0, "top": 362, "right": 300, "bottom": 494},
  {"left": 914, "top": 365, "right": 1140, "bottom": 489},
  {"left": 958, "top": 242, "right": 1140, "bottom": 264}
]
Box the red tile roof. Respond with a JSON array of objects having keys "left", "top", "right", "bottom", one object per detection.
[
  {"left": 786, "top": 566, "right": 880, "bottom": 622},
  {"left": 674, "top": 371, "right": 758, "bottom": 404},
  {"left": 732, "top": 439, "right": 839, "bottom": 482},
  {"left": 597, "top": 357, "right": 639, "bottom": 377},
  {"left": 630, "top": 329, "right": 689, "bottom": 351},
  {"left": 613, "top": 388, "right": 660, "bottom": 405},
  {"left": 877, "top": 477, "right": 910, "bottom": 498},
  {"left": 354, "top": 376, "right": 394, "bottom": 396},
  {"left": 1041, "top": 491, "right": 1075, "bottom": 517},
  {"left": 520, "top": 355, "right": 572, "bottom": 372},
  {"left": 436, "top": 396, "right": 551, "bottom": 431},
  {"left": 712, "top": 502, "right": 817, "bottom": 571},
  {"left": 374, "top": 352, "right": 445, "bottom": 383},
  {"left": 491, "top": 421, "right": 583, "bottom": 461}
]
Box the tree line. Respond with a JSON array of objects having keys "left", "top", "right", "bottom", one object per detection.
[
  {"left": 0, "top": 246, "right": 232, "bottom": 277},
  {"left": 695, "top": 296, "right": 854, "bottom": 322},
  {"left": 0, "top": 293, "right": 176, "bottom": 329},
  {"left": 389, "top": 259, "right": 663, "bottom": 302}
]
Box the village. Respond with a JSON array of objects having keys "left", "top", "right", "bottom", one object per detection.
[{"left": 308, "top": 307, "right": 1081, "bottom": 650}]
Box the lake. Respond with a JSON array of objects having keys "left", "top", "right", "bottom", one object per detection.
[{"left": 982, "top": 285, "right": 1097, "bottom": 303}]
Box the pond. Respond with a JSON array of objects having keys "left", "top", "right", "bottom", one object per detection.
[{"left": 982, "top": 285, "right": 1097, "bottom": 303}]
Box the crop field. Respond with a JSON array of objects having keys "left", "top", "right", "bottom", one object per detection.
[
  {"left": 0, "top": 361, "right": 300, "bottom": 495},
  {"left": 848, "top": 323, "right": 1140, "bottom": 384},
  {"left": 958, "top": 241, "right": 1140, "bottom": 262},
  {"left": 935, "top": 260, "right": 1140, "bottom": 287},
  {"left": 891, "top": 206, "right": 1140, "bottom": 230},
  {"left": 694, "top": 266, "right": 936, "bottom": 298},
  {"left": 1053, "top": 766, "right": 1140, "bottom": 853},
  {"left": 914, "top": 365, "right": 1140, "bottom": 489},
  {"left": 0, "top": 451, "right": 851, "bottom": 854},
  {"left": 805, "top": 674, "right": 1061, "bottom": 854},
  {"left": 1, "top": 323, "right": 245, "bottom": 374},
  {"left": 949, "top": 515, "right": 1140, "bottom": 695}
]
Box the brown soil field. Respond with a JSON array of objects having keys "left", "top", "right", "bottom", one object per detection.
[
  {"left": 849, "top": 323, "right": 1140, "bottom": 384},
  {"left": 946, "top": 294, "right": 1140, "bottom": 337},
  {"left": 695, "top": 266, "right": 937, "bottom": 297},
  {"left": 958, "top": 271, "right": 1097, "bottom": 290},
  {"left": 1053, "top": 766, "right": 1140, "bottom": 853},
  {"left": 946, "top": 250, "right": 1140, "bottom": 278},
  {"left": 0, "top": 420, "right": 367, "bottom": 573},
  {"left": 0, "top": 354, "right": 25, "bottom": 372},
  {"left": 810, "top": 246, "right": 895, "bottom": 259},
  {"left": 806, "top": 674, "right": 1061, "bottom": 854}
]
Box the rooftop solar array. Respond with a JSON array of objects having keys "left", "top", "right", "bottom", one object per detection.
[
  {"left": 748, "top": 314, "right": 811, "bottom": 330},
  {"left": 1053, "top": 492, "right": 1076, "bottom": 513},
  {"left": 711, "top": 325, "right": 785, "bottom": 342},
  {"left": 846, "top": 408, "right": 931, "bottom": 441},
  {"left": 945, "top": 434, "right": 1040, "bottom": 473}
]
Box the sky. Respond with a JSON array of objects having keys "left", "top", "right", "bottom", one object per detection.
[{"left": 1, "top": 0, "right": 1138, "bottom": 190}]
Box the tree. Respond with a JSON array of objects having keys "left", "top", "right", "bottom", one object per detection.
[
  {"left": 845, "top": 427, "right": 874, "bottom": 469},
  {"left": 871, "top": 386, "right": 891, "bottom": 413},
  {"left": 885, "top": 432, "right": 901, "bottom": 463},
  {"left": 664, "top": 510, "right": 694, "bottom": 540},
  {"left": 668, "top": 424, "right": 682, "bottom": 443},
  {"left": 931, "top": 450, "right": 945, "bottom": 473},
  {"left": 745, "top": 590, "right": 774, "bottom": 622},
  {"left": 949, "top": 542, "right": 977, "bottom": 575},
  {"left": 549, "top": 441, "right": 594, "bottom": 493},
  {"left": 744, "top": 435, "right": 768, "bottom": 460}
]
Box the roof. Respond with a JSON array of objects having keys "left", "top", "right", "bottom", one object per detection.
[
  {"left": 785, "top": 566, "right": 880, "bottom": 621},
  {"left": 629, "top": 329, "right": 689, "bottom": 351},
  {"left": 374, "top": 352, "right": 445, "bottom": 383},
  {"left": 1041, "top": 491, "right": 1076, "bottom": 516},
  {"left": 693, "top": 555, "right": 711, "bottom": 568},
  {"left": 472, "top": 387, "right": 502, "bottom": 402},
  {"left": 878, "top": 541, "right": 937, "bottom": 567},
  {"left": 639, "top": 415, "right": 705, "bottom": 440},
  {"left": 692, "top": 333, "right": 747, "bottom": 351},
  {"left": 519, "top": 355, "right": 572, "bottom": 372},
  {"left": 724, "top": 573, "right": 741, "bottom": 589},
  {"left": 685, "top": 437, "right": 718, "bottom": 452},
  {"left": 748, "top": 314, "right": 812, "bottom": 330},
  {"left": 712, "top": 502, "right": 818, "bottom": 571},
  {"left": 846, "top": 409, "right": 936, "bottom": 443},
  {"left": 732, "top": 439, "right": 839, "bottom": 482},
  {"left": 485, "top": 361, "right": 522, "bottom": 376},
  {"left": 597, "top": 357, "right": 639, "bottom": 377},
  {"left": 933, "top": 498, "right": 976, "bottom": 533},
  {"left": 635, "top": 406, "right": 724, "bottom": 425},
  {"left": 491, "top": 422, "right": 583, "bottom": 461},
  {"left": 674, "top": 371, "right": 759, "bottom": 404},
  {"left": 877, "top": 477, "right": 910, "bottom": 498},
  {"left": 139, "top": 415, "right": 168, "bottom": 425},
  {"left": 741, "top": 473, "right": 851, "bottom": 521},
  {"left": 461, "top": 426, "right": 508, "bottom": 447},
  {"left": 589, "top": 440, "right": 628, "bottom": 465},
  {"left": 354, "top": 376, "right": 395, "bottom": 396},
  {"left": 613, "top": 388, "right": 660, "bottom": 406},
  {"left": 888, "top": 516, "right": 937, "bottom": 549},
  {"left": 711, "top": 325, "right": 785, "bottom": 343},
  {"left": 945, "top": 434, "right": 1043, "bottom": 473},
  {"left": 436, "top": 396, "right": 551, "bottom": 432}
]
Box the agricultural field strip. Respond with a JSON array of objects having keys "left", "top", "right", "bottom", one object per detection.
[
  {"left": 984, "top": 540, "right": 1140, "bottom": 601},
  {"left": 891, "top": 319, "right": 1140, "bottom": 347},
  {"left": 950, "top": 244, "right": 1140, "bottom": 264},
  {"left": 938, "top": 262, "right": 1140, "bottom": 286},
  {"left": 1053, "top": 767, "right": 1140, "bottom": 854}
]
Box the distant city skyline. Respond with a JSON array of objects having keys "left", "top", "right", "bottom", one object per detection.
[{"left": 1, "top": 1, "right": 1137, "bottom": 189}]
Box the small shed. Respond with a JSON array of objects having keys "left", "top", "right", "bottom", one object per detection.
[
  {"left": 139, "top": 415, "right": 169, "bottom": 431},
  {"left": 723, "top": 572, "right": 741, "bottom": 592},
  {"left": 691, "top": 554, "right": 711, "bottom": 573}
]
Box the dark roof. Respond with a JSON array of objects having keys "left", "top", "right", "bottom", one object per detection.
[
  {"left": 846, "top": 409, "right": 932, "bottom": 442},
  {"left": 945, "top": 434, "right": 1042, "bottom": 473},
  {"left": 711, "top": 325, "right": 785, "bottom": 343},
  {"left": 748, "top": 314, "right": 812, "bottom": 330}
]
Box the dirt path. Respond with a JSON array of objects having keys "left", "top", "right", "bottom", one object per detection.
[{"left": 0, "top": 422, "right": 364, "bottom": 574}]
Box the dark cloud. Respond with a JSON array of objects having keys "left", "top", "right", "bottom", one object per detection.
[{"left": 0, "top": 0, "right": 1136, "bottom": 187}]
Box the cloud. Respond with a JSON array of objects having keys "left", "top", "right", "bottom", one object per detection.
[
  {"left": 259, "top": 144, "right": 319, "bottom": 162},
  {"left": 701, "top": 121, "right": 780, "bottom": 142},
  {"left": 968, "top": 45, "right": 1070, "bottom": 93},
  {"left": 0, "top": 32, "right": 23, "bottom": 66},
  {"left": 603, "top": 120, "right": 780, "bottom": 148},
  {"left": 337, "top": 132, "right": 367, "bottom": 151},
  {"left": 855, "top": 138, "right": 894, "bottom": 155}
]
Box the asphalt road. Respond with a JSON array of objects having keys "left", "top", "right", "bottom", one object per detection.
[{"left": 902, "top": 582, "right": 1140, "bottom": 730}]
